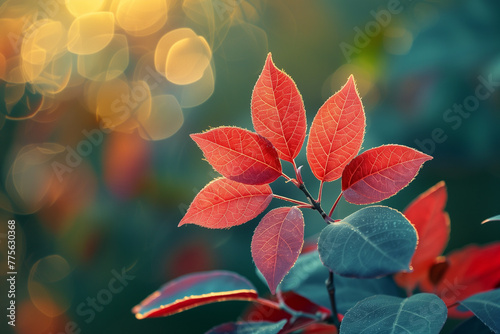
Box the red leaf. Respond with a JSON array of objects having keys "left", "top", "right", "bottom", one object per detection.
[
  {"left": 420, "top": 243, "right": 500, "bottom": 318},
  {"left": 178, "top": 177, "right": 272, "bottom": 228},
  {"left": 395, "top": 181, "right": 450, "bottom": 291},
  {"left": 191, "top": 126, "right": 282, "bottom": 185},
  {"left": 243, "top": 291, "right": 331, "bottom": 333},
  {"left": 133, "top": 271, "right": 258, "bottom": 319},
  {"left": 251, "top": 207, "right": 304, "bottom": 294},
  {"left": 427, "top": 257, "right": 449, "bottom": 286},
  {"left": 306, "top": 75, "right": 365, "bottom": 182},
  {"left": 342, "top": 145, "right": 432, "bottom": 205},
  {"left": 251, "top": 53, "right": 307, "bottom": 162}
]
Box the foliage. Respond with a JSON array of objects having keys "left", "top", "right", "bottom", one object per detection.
[{"left": 133, "top": 54, "right": 500, "bottom": 333}]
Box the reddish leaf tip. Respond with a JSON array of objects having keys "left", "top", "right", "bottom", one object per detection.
[
  {"left": 346, "top": 74, "right": 361, "bottom": 98},
  {"left": 345, "top": 74, "right": 359, "bottom": 91},
  {"left": 422, "top": 152, "right": 433, "bottom": 161},
  {"left": 189, "top": 132, "right": 202, "bottom": 141},
  {"left": 265, "top": 52, "right": 273, "bottom": 63},
  {"left": 436, "top": 180, "right": 446, "bottom": 187}
]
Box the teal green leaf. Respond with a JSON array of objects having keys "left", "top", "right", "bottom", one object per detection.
[
  {"left": 481, "top": 215, "right": 500, "bottom": 224},
  {"left": 340, "top": 293, "right": 447, "bottom": 334},
  {"left": 279, "top": 250, "right": 401, "bottom": 313},
  {"left": 318, "top": 206, "right": 417, "bottom": 278},
  {"left": 459, "top": 289, "right": 500, "bottom": 333},
  {"left": 206, "top": 320, "right": 287, "bottom": 334}
]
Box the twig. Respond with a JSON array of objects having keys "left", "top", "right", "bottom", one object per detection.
[
  {"left": 298, "top": 183, "right": 333, "bottom": 223},
  {"left": 273, "top": 194, "right": 310, "bottom": 207},
  {"left": 326, "top": 270, "right": 341, "bottom": 330},
  {"left": 317, "top": 181, "right": 324, "bottom": 202},
  {"left": 328, "top": 192, "right": 343, "bottom": 218}
]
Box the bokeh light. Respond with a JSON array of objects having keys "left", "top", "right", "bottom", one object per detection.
[
  {"left": 0, "top": 0, "right": 256, "bottom": 140},
  {"left": 77, "top": 33, "right": 129, "bottom": 81},
  {"left": 114, "top": 0, "right": 168, "bottom": 37},
  {"left": 65, "top": 0, "right": 106, "bottom": 18},
  {"left": 28, "top": 255, "right": 73, "bottom": 317},
  {"left": 6, "top": 143, "right": 65, "bottom": 214}
]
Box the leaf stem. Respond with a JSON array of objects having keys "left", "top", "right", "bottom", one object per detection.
[
  {"left": 298, "top": 183, "right": 333, "bottom": 223},
  {"left": 276, "top": 290, "right": 323, "bottom": 322},
  {"left": 326, "top": 270, "right": 341, "bottom": 330},
  {"left": 281, "top": 172, "right": 293, "bottom": 183},
  {"left": 254, "top": 298, "right": 281, "bottom": 310},
  {"left": 328, "top": 192, "right": 343, "bottom": 218},
  {"left": 273, "top": 194, "right": 310, "bottom": 207},
  {"left": 292, "top": 160, "right": 304, "bottom": 186},
  {"left": 317, "top": 181, "right": 324, "bottom": 202},
  {"left": 296, "top": 204, "right": 315, "bottom": 209}
]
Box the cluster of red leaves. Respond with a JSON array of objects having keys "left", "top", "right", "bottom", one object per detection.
[
  {"left": 180, "top": 53, "right": 431, "bottom": 294},
  {"left": 395, "top": 181, "right": 500, "bottom": 317}
]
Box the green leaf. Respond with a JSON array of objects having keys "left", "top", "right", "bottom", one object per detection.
[
  {"left": 459, "top": 289, "right": 500, "bottom": 333},
  {"left": 318, "top": 206, "right": 417, "bottom": 278},
  {"left": 279, "top": 250, "right": 327, "bottom": 292},
  {"left": 340, "top": 293, "right": 447, "bottom": 334},
  {"left": 279, "top": 250, "right": 401, "bottom": 313},
  {"left": 481, "top": 215, "right": 500, "bottom": 224},
  {"left": 206, "top": 320, "right": 287, "bottom": 334}
]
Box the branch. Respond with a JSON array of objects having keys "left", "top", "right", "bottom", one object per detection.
[
  {"left": 326, "top": 270, "right": 341, "bottom": 330},
  {"left": 298, "top": 183, "right": 333, "bottom": 223}
]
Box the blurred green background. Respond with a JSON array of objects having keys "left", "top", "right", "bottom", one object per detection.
[{"left": 1, "top": 0, "right": 500, "bottom": 333}]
